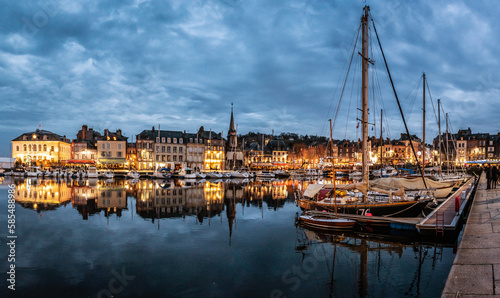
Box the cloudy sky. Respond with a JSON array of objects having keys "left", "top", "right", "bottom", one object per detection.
[{"left": 1, "top": 0, "right": 499, "bottom": 156}]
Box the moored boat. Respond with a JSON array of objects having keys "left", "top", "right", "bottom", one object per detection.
[{"left": 299, "top": 211, "right": 356, "bottom": 230}]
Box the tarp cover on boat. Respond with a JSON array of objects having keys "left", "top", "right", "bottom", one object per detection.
[
  {"left": 303, "top": 184, "right": 324, "bottom": 198},
  {"left": 371, "top": 177, "right": 458, "bottom": 190}
]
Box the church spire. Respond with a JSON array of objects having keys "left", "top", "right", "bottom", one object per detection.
[{"left": 229, "top": 102, "right": 236, "bottom": 134}]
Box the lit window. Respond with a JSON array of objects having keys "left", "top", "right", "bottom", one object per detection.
[
  {"left": 167, "top": 138, "right": 171, "bottom": 143},
  {"left": 173, "top": 138, "right": 177, "bottom": 143},
  {"left": 156, "top": 137, "right": 160, "bottom": 143},
  {"left": 162, "top": 137, "right": 165, "bottom": 143}
]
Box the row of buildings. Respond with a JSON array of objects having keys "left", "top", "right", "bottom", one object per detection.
[{"left": 9, "top": 106, "right": 500, "bottom": 170}]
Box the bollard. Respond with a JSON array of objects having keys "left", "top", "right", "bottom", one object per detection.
[{"left": 455, "top": 196, "right": 460, "bottom": 213}]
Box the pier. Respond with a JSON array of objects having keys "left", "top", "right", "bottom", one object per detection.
[{"left": 442, "top": 173, "right": 500, "bottom": 297}]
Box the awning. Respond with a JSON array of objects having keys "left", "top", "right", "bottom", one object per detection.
[
  {"left": 67, "top": 159, "right": 96, "bottom": 164},
  {"left": 272, "top": 162, "right": 288, "bottom": 166},
  {"left": 98, "top": 158, "right": 127, "bottom": 164},
  {"left": 251, "top": 162, "right": 274, "bottom": 167}
]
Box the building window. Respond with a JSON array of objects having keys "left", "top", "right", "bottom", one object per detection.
[
  {"left": 189, "top": 138, "right": 193, "bottom": 143},
  {"left": 23, "top": 145, "right": 26, "bottom": 151},
  {"left": 162, "top": 137, "right": 165, "bottom": 143},
  {"left": 101, "top": 152, "right": 106, "bottom": 157},
  {"left": 167, "top": 138, "right": 171, "bottom": 143},
  {"left": 173, "top": 138, "right": 177, "bottom": 144},
  {"left": 167, "top": 155, "right": 171, "bottom": 161},
  {"left": 179, "top": 139, "right": 183, "bottom": 144},
  {"left": 167, "top": 146, "right": 171, "bottom": 153},
  {"left": 179, "top": 147, "right": 183, "bottom": 153},
  {"left": 118, "top": 152, "right": 122, "bottom": 157},
  {"left": 118, "top": 144, "right": 122, "bottom": 150},
  {"left": 189, "top": 147, "right": 192, "bottom": 153},
  {"left": 162, "top": 146, "right": 165, "bottom": 153},
  {"left": 173, "top": 147, "right": 177, "bottom": 153},
  {"left": 179, "top": 156, "right": 183, "bottom": 162},
  {"left": 107, "top": 143, "right": 110, "bottom": 149},
  {"left": 156, "top": 155, "right": 159, "bottom": 161},
  {"left": 173, "top": 156, "right": 177, "bottom": 161},
  {"left": 23, "top": 136, "right": 27, "bottom": 140},
  {"left": 156, "top": 146, "right": 160, "bottom": 153},
  {"left": 162, "top": 155, "right": 165, "bottom": 161},
  {"left": 148, "top": 143, "right": 152, "bottom": 149},
  {"left": 38, "top": 144, "right": 42, "bottom": 151},
  {"left": 156, "top": 137, "right": 160, "bottom": 142}
]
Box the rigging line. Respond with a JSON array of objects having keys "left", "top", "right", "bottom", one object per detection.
[
  {"left": 343, "top": 52, "right": 359, "bottom": 139},
  {"left": 372, "top": 52, "right": 391, "bottom": 139},
  {"left": 425, "top": 78, "right": 440, "bottom": 129},
  {"left": 396, "top": 77, "right": 421, "bottom": 139},
  {"left": 369, "top": 14, "right": 428, "bottom": 189},
  {"left": 323, "top": 24, "right": 362, "bottom": 137},
  {"left": 330, "top": 25, "right": 361, "bottom": 136}
]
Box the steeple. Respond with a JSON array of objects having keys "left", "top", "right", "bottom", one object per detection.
[
  {"left": 227, "top": 102, "right": 237, "bottom": 150},
  {"left": 229, "top": 102, "right": 236, "bottom": 134}
]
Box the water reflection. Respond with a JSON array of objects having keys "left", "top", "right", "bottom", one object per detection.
[
  {"left": 6, "top": 177, "right": 311, "bottom": 222},
  {"left": 295, "top": 227, "right": 456, "bottom": 297},
  {"left": 1, "top": 176, "right": 456, "bottom": 297}
]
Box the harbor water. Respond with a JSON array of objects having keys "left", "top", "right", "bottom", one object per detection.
[{"left": 0, "top": 176, "right": 459, "bottom": 297}]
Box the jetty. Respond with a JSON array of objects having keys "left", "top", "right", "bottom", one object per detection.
[{"left": 442, "top": 173, "right": 500, "bottom": 297}]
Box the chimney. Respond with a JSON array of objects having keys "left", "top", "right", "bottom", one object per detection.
[
  {"left": 104, "top": 129, "right": 109, "bottom": 136},
  {"left": 82, "top": 125, "right": 88, "bottom": 140},
  {"left": 117, "top": 129, "right": 122, "bottom": 137},
  {"left": 152, "top": 126, "right": 155, "bottom": 132}
]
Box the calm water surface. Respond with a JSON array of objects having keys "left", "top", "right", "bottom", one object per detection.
[{"left": 0, "top": 176, "right": 459, "bottom": 297}]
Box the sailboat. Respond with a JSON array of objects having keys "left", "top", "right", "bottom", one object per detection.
[
  {"left": 299, "top": 119, "right": 356, "bottom": 230},
  {"left": 299, "top": 6, "right": 434, "bottom": 218}
]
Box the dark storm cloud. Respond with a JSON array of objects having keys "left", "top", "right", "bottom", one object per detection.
[{"left": 1, "top": 0, "right": 499, "bottom": 155}]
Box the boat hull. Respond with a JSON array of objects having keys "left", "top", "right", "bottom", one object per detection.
[
  {"left": 299, "top": 214, "right": 355, "bottom": 230},
  {"left": 313, "top": 200, "right": 429, "bottom": 218}
]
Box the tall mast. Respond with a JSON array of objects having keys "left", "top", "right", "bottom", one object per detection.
[
  {"left": 438, "top": 99, "right": 442, "bottom": 170},
  {"left": 379, "top": 109, "right": 383, "bottom": 178},
  {"left": 445, "top": 113, "right": 449, "bottom": 174},
  {"left": 422, "top": 73, "right": 426, "bottom": 173},
  {"left": 361, "top": 5, "right": 370, "bottom": 201},
  {"left": 329, "top": 119, "right": 337, "bottom": 218}
]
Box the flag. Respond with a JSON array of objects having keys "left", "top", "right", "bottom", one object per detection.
[
  {"left": 356, "top": 122, "right": 359, "bottom": 129},
  {"left": 38, "top": 124, "right": 42, "bottom": 128}
]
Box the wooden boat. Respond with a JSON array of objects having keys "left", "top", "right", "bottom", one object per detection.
[
  {"left": 299, "top": 6, "right": 435, "bottom": 219},
  {"left": 299, "top": 211, "right": 355, "bottom": 230}
]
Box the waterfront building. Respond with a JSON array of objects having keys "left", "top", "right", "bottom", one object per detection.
[
  {"left": 69, "top": 125, "right": 100, "bottom": 167},
  {"left": 126, "top": 143, "right": 137, "bottom": 169},
  {"left": 136, "top": 127, "right": 156, "bottom": 170},
  {"left": 154, "top": 130, "right": 187, "bottom": 170},
  {"left": 96, "top": 129, "right": 128, "bottom": 169},
  {"left": 225, "top": 103, "right": 244, "bottom": 170},
  {"left": 137, "top": 128, "right": 188, "bottom": 170},
  {"left": 200, "top": 127, "right": 225, "bottom": 171},
  {"left": 186, "top": 132, "right": 205, "bottom": 171},
  {"left": 11, "top": 129, "right": 72, "bottom": 166}
]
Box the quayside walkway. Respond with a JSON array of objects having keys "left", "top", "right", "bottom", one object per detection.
[{"left": 442, "top": 172, "right": 500, "bottom": 297}]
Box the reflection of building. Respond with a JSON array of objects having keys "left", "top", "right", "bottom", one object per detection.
[
  {"left": 12, "top": 179, "right": 72, "bottom": 211},
  {"left": 134, "top": 180, "right": 226, "bottom": 221},
  {"left": 97, "top": 129, "right": 128, "bottom": 168},
  {"left": 12, "top": 129, "right": 72, "bottom": 166},
  {"left": 97, "top": 180, "right": 127, "bottom": 217}
]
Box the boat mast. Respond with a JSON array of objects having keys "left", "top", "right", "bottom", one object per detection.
[
  {"left": 379, "top": 109, "right": 383, "bottom": 178},
  {"left": 361, "top": 5, "right": 370, "bottom": 201},
  {"left": 445, "top": 113, "right": 450, "bottom": 174},
  {"left": 329, "top": 119, "right": 337, "bottom": 218},
  {"left": 438, "top": 99, "right": 442, "bottom": 171},
  {"left": 422, "top": 73, "right": 426, "bottom": 174}
]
